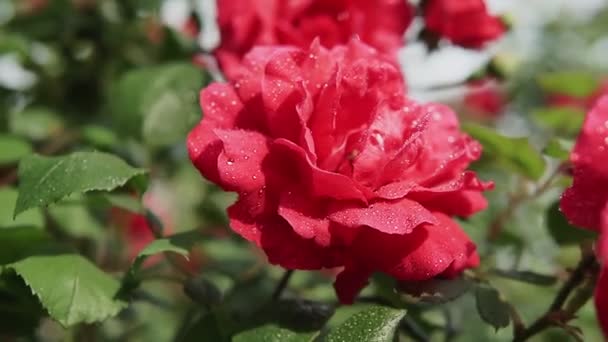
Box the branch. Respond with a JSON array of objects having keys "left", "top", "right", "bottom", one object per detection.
[{"left": 512, "top": 254, "right": 598, "bottom": 342}]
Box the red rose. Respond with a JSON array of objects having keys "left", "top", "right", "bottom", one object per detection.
[
  {"left": 464, "top": 78, "right": 505, "bottom": 118},
  {"left": 598, "top": 208, "right": 608, "bottom": 337},
  {"left": 424, "top": 0, "right": 505, "bottom": 49},
  {"left": 560, "top": 96, "right": 608, "bottom": 337},
  {"left": 188, "top": 39, "right": 492, "bottom": 303},
  {"left": 215, "top": 0, "right": 413, "bottom": 79}
]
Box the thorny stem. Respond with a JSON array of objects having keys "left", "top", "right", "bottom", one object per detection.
[
  {"left": 512, "top": 253, "right": 598, "bottom": 342},
  {"left": 272, "top": 269, "right": 294, "bottom": 300}
]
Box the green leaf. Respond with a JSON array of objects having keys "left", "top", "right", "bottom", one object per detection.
[
  {"left": 0, "top": 135, "right": 32, "bottom": 165},
  {"left": 491, "top": 269, "right": 557, "bottom": 286},
  {"left": 81, "top": 125, "right": 120, "bottom": 149},
  {"left": 0, "top": 188, "right": 43, "bottom": 230},
  {"left": 543, "top": 138, "right": 573, "bottom": 160},
  {"left": 87, "top": 193, "right": 144, "bottom": 214},
  {"left": 4, "top": 254, "right": 127, "bottom": 326},
  {"left": 0, "top": 32, "right": 30, "bottom": 60},
  {"left": 134, "top": 233, "right": 194, "bottom": 266},
  {"left": 183, "top": 275, "right": 223, "bottom": 307},
  {"left": 14, "top": 152, "right": 147, "bottom": 217},
  {"left": 0, "top": 189, "right": 48, "bottom": 265},
  {"left": 325, "top": 305, "right": 406, "bottom": 342},
  {"left": 398, "top": 277, "right": 473, "bottom": 304},
  {"left": 110, "top": 63, "right": 205, "bottom": 147},
  {"left": 8, "top": 108, "right": 64, "bottom": 141},
  {"left": 234, "top": 324, "right": 318, "bottom": 342},
  {"left": 122, "top": 231, "right": 203, "bottom": 292},
  {"left": 0, "top": 228, "right": 50, "bottom": 265},
  {"left": 474, "top": 285, "right": 510, "bottom": 331},
  {"left": 47, "top": 203, "right": 104, "bottom": 239},
  {"left": 532, "top": 107, "right": 585, "bottom": 136},
  {"left": 537, "top": 71, "right": 599, "bottom": 97},
  {"left": 546, "top": 201, "right": 596, "bottom": 245},
  {"left": 463, "top": 123, "right": 546, "bottom": 180}
]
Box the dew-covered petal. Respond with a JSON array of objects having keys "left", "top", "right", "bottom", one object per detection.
[
  {"left": 328, "top": 198, "right": 437, "bottom": 235},
  {"left": 278, "top": 190, "right": 332, "bottom": 246},
  {"left": 561, "top": 96, "right": 608, "bottom": 231},
  {"left": 214, "top": 129, "right": 270, "bottom": 193}
]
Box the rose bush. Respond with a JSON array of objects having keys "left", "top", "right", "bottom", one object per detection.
[
  {"left": 188, "top": 38, "right": 492, "bottom": 303},
  {"left": 560, "top": 96, "right": 608, "bottom": 337},
  {"left": 423, "top": 0, "right": 505, "bottom": 48},
  {"left": 215, "top": 0, "right": 413, "bottom": 78}
]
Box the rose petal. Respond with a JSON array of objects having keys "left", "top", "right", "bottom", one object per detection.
[
  {"left": 595, "top": 266, "right": 608, "bottom": 338},
  {"left": 278, "top": 190, "right": 332, "bottom": 246},
  {"left": 200, "top": 83, "right": 245, "bottom": 128},
  {"left": 329, "top": 198, "right": 437, "bottom": 235},
  {"left": 560, "top": 96, "right": 608, "bottom": 231},
  {"left": 260, "top": 216, "right": 342, "bottom": 270},
  {"left": 334, "top": 266, "right": 373, "bottom": 304},
  {"left": 214, "top": 129, "right": 270, "bottom": 193},
  {"left": 268, "top": 138, "right": 367, "bottom": 202},
  {"left": 348, "top": 212, "right": 478, "bottom": 281},
  {"left": 188, "top": 121, "right": 223, "bottom": 185}
]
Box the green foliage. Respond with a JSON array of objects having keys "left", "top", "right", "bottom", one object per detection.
[
  {"left": 474, "top": 285, "right": 511, "bottom": 331},
  {"left": 537, "top": 71, "right": 599, "bottom": 97},
  {"left": 47, "top": 202, "right": 104, "bottom": 239},
  {"left": 109, "top": 63, "right": 206, "bottom": 147},
  {"left": 81, "top": 125, "right": 120, "bottom": 150},
  {"left": 325, "top": 305, "right": 406, "bottom": 342},
  {"left": 543, "top": 138, "right": 573, "bottom": 160},
  {"left": 463, "top": 123, "right": 546, "bottom": 180},
  {"left": 14, "top": 152, "right": 146, "bottom": 217},
  {"left": 4, "top": 254, "right": 127, "bottom": 327},
  {"left": 132, "top": 232, "right": 196, "bottom": 269},
  {"left": 546, "top": 201, "right": 597, "bottom": 245},
  {"left": 0, "top": 135, "right": 32, "bottom": 165},
  {"left": 0, "top": 0, "right": 606, "bottom": 340},
  {"left": 234, "top": 325, "right": 318, "bottom": 342},
  {"left": 8, "top": 108, "right": 64, "bottom": 141},
  {"left": 532, "top": 107, "right": 585, "bottom": 136}
]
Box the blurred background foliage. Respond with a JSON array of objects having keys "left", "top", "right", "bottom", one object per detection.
[{"left": 1, "top": 0, "right": 608, "bottom": 341}]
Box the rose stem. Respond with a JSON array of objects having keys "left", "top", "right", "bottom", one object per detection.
[
  {"left": 272, "top": 269, "right": 294, "bottom": 300},
  {"left": 512, "top": 253, "right": 598, "bottom": 342}
]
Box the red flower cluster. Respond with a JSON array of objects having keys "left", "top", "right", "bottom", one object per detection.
[
  {"left": 188, "top": 39, "right": 492, "bottom": 303},
  {"left": 560, "top": 96, "right": 608, "bottom": 337},
  {"left": 424, "top": 0, "right": 505, "bottom": 48},
  {"left": 214, "top": 0, "right": 413, "bottom": 78}
]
